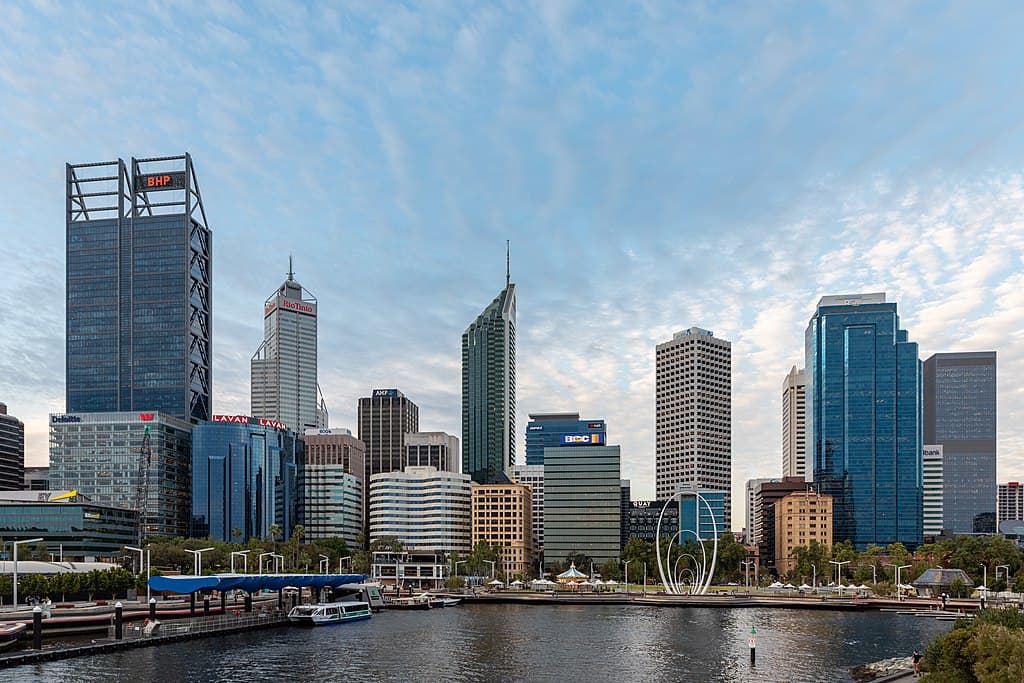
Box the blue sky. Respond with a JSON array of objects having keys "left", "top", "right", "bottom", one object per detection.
[{"left": 2, "top": 1, "right": 1023, "bottom": 526}]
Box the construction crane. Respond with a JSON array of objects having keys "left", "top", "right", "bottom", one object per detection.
[{"left": 134, "top": 425, "right": 152, "bottom": 546}]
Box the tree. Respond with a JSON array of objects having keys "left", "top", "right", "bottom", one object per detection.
[
  {"left": 19, "top": 574, "right": 48, "bottom": 602},
  {"left": 291, "top": 524, "right": 306, "bottom": 569},
  {"left": 467, "top": 542, "right": 499, "bottom": 578},
  {"left": 714, "top": 533, "right": 746, "bottom": 583},
  {"left": 599, "top": 559, "right": 621, "bottom": 581}
]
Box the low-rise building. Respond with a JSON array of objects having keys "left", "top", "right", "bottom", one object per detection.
[
  {"left": 0, "top": 490, "right": 137, "bottom": 560},
  {"left": 775, "top": 490, "right": 832, "bottom": 577},
  {"left": 472, "top": 482, "right": 533, "bottom": 579},
  {"left": 370, "top": 551, "right": 449, "bottom": 591}
]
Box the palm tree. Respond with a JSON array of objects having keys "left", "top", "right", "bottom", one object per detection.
[
  {"left": 291, "top": 525, "right": 306, "bottom": 568},
  {"left": 268, "top": 524, "right": 282, "bottom": 554}
]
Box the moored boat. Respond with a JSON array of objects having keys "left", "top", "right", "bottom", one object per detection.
[
  {"left": 0, "top": 622, "right": 26, "bottom": 651},
  {"left": 287, "top": 601, "right": 372, "bottom": 626},
  {"left": 385, "top": 594, "right": 432, "bottom": 610}
]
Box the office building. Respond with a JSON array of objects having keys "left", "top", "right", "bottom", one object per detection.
[
  {"left": 924, "top": 352, "right": 997, "bottom": 534},
  {"left": 358, "top": 389, "right": 419, "bottom": 479},
  {"left": 678, "top": 487, "right": 726, "bottom": 540},
  {"left": 301, "top": 428, "right": 364, "bottom": 545},
  {"left": 462, "top": 268, "right": 516, "bottom": 484},
  {"left": 525, "top": 413, "right": 606, "bottom": 466},
  {"left": 406, "top": 432, "right": 460, "bottom": 472},
  {"left": 65, "top": 154, "right": 211, "bottom": 423},
  {"left": 49, "top": 411, "right": 192, "bottom": 538},
  {"left": 745, "top": 477, "right": 780, "bottom": 545},
  {"left": 251, "top": 262, "right": 327, "bottom": 432},
  {"left": 998, "top": 482, "right": 1024, "bottom": 525},
  {"left": 0, "top": 403, "right": 25, "bottom": 490},
  {"left": 782, "top": 367, "right": 808, "bottom": 480},
  {"left": 806, "top": 293, "right": 922, "bottom": 549},
  {"left": 624, "top": 500, "right": 680, "bottom": 545},
  {"left": 655, "top": 327, "right": 732, "bottom": 528},
  {"left": 512, "top": 464, "right": 544, "bottom": 553},
  {"left": 369, "top": 466, "right": 472, "bottom": 554},
  {"left": 24, "top": 467, "right": 50, "bottom": 491},
  {"left": 753, "top": 476, "right": 810, "bottom": 573},
  {"left": 0, "top": 490, "right": 137, "bottom": 560},
  {"left": 190, "top": 415, "right": 300, "bottom": 543},
  {"left": 472, "top": 483, "right": 533, "bottom": 578},
  {"left": 370, "top": 551, "right": 449, "bottom": 591},
  {"left": 620, "top": 479, "right": 631, "bottom": 549},
  {"left": 543, "top": 445, "right": 621, "bottom": 566},
  {"left": 922, "top": 446, "right": 944, "bottom": 537},
  {"left": 775, "top": 490, "right": 832, "bottom": 576}
]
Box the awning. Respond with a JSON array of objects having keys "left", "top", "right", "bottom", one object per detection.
[{"left": 149, "top": 573, "right": 369, "bottom": 594}]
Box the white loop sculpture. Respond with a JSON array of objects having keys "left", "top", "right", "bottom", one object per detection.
[{"left": 654, "top": 489, "right": 719, "bottom": 595}]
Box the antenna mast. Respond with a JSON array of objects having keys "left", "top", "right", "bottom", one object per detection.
[{"left": 506, "top": 240, "right": 510, "bottom": 288}]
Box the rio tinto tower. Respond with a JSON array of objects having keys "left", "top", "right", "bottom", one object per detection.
[{"left": 251, "top": 259, "right": 328, "bottom": 432}]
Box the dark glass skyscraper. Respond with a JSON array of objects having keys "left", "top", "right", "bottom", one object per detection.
[
  {"left": 924, "top": 352, "right": 997, "bottom": 534},
  {"left": 525, "top": 413, "right": 606, "bottom": 466},
  {"left": 66, "top": 155, "right": 212, "bottom": 423},
  {"left": 462, "top": 278, "right": 516, "bottom": 484},
  {"left": 805, "top": 293, "right": 922, "bottom": 550}
]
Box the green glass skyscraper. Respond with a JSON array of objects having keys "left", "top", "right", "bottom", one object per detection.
[{"left": 462, "top": 268, "right": 516, "bottom": 484}]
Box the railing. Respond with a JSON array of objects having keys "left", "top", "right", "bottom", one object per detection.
[{"left": 110, "top": 609, "right": 288, "bottom": 641}]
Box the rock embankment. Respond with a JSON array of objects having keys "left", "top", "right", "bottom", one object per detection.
[{"left": 849, "top": 656, "right": 912, "bottom": 681}]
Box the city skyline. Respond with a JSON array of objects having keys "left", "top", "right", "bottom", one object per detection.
[{"left": 3, "top": 4, "right": 1024, "bottom": 527}]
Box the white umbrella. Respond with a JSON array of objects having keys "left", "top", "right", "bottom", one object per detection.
[
  {"left": 783, "top": 583, "right": 796, "bottom": 589},
  {"left": 510, "top": 580, "right": 524, "bottom": 587},
  {"left": 798, "top": 583, "right": 812, "bottom": 590},
  {"left": 769, "top": 581, "right": 784, "bottom": 589},
  {"left": 488, "top": 579, "right": 504, "bottom": 586},
  {"left": 604, "top": 579, "right": 618, "bottom": 585}
]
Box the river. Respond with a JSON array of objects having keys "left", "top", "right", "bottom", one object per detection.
[{"left": 6, "top": 604, "right": 952, "bottom": 682}]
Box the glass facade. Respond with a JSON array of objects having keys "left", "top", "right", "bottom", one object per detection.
[
  {"left": 190, "top": 419, "right": 300, "bottom": 543},
  {"left": 66, "top": 156, "right": 211, "bottom": 424},
  {"left": 301, "top": 429, "right": 364, "bottom": 545},
  {"left": 678, "top": 489, "right": 726, "bottom": 541},
  {"left": 462, "top": 284, "right": 516, "bottom": 484},
  {"left": 805, "top": 294, "right": 922, "bottom": 550},
  {"left": 543, "top": 445, "right": 621, "bottom": 566},
  {"left": 923, "top": 352, "right": 997, "bottom": 534},
  {"left": 49, "top": 412, "right": 192, "bottom": 538},
  {"left": 625, "top": 500, "right": 680, "bottom": 545},
  {"left": 0, "top": 498, "right": 137, "bottom": 560},
  {"left": 524, "top": 413, "right": 606, "bottom": 466}
]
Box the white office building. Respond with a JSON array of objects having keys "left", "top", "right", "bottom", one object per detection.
[
  {"left": 922, "top": 445, "right": 944, "bottom": 537},
  {"left": 512, "top": 463, "right": 545, "bottom": 553},
  {"left": 405, "top": 432, "right": 460, "bottom": 472},
  {"left": 369, "top": 466, "right": 472, "bottom": 554}
]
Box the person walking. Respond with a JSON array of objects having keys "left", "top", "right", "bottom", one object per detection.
[{"left": 912, "top": 650, "right": 922, "bottom": 677}]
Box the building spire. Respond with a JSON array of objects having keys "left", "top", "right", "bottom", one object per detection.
[
  {"left": 288, "top": 253, "right": 294, "bottom": 281},
  {"left": 506, "top": 240, "right": 510, "bottom": 288}
]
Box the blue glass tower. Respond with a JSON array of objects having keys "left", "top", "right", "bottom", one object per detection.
[
  {"left": 525, "top": 413, "right": 606, "bottom": 466},
  {"left": 805, "top": 293, "right": 922, "bottom": 550},
  {"left": 191, "top": 416, "right": 300, "bottom": 542},
  {"left": 66, "top": 155, "right": 212, "bottom": 423}
]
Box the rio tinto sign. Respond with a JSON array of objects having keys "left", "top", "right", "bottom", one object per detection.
[
  {"left": 135, "top": 172, "right": 187, "bottom": 192},
  {"left": 264, "top": 298, "right": 316, "bottom": 317}
]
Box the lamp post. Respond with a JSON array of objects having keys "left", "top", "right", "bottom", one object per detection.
[
  {"left": 980, "top": 563, "right": 988, "bottom": 591},
  {"left": 230, "top": 550, "right": 250, "bottom": 574},
  {"left": 484, "top": 560, "right": 496, "bottom": 581},
  {"left": 740, "top": 560, "right": 754, "bottom": 589},
  {"left": 13, "top": 538, "right": 44, "bottom": 608},
  {"left": 623, "top": 560, "right": 632, "bottom": 595},
  {"left": 125, "top": 545, "right": 150, "bottom": 603},
  {"left": 272, "top": 553, "right": 285, "bottom": 573},
  {"left": 258, "top": 552, "right": 272, "bottom": 574},
  {"left": 319, "top": 555, "right": 329, "bottom": 574},
  {"left": 184, "top": 547, "right": 215, "bottom": 576},
  {"left": 338, "top": 556, "right": 351, "bottom": 574},
  {"left": 895, "top": 564, "right": 912, "bottom": 601},
  {"left": 829, "top": 560, "right": 850, "bottom": 595},
  {"left": 996, "top": 564, "right": 1010, "bottom": 583},
  {"left": 871, "top": 564, "right": 877, "bottom": 586},
  {"left": 811, "top": 563, "right": 817, "bottom": 590}
]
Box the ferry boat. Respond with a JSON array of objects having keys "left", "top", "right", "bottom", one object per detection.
[{"left": 287, "top": 601, "right": 372, "bottom": 626}]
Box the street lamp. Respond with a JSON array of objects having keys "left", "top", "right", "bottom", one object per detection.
[
  {"left": 829, "top": 560, "right": 850, "bottom": 595},
  {"left": 184, "top": 547, "right": 216, "bottom": 576},
  {"left": 319, "top": 555, "right": 329, "bottom": 574},
  {"left": 980, "top": 563, "right": 988, "bottom": 591},
  {"left": 338, "top": 556, "right": 351, "bottom": 573},
  {"left": 125, "top": 545, "right": 151, "bottom": 603},
  {"left": 230, "top": 550, "right": 250, "bottom": 574},
  {"left": 623, "top": 559, "right": 632, "bottom": 595},
  {"left": 272, "top": 553, "right": 285, "bottom": 573},
  {"left": 811, "top": 563, "right": 817, "bottom": 590},
  {"left": 740, "top": 560, "right": 754, "bottom": 589},
  {"left": 895, "top": 564, "right": 912, "bottom": 601},
  {"left": 13, "top": 538, "right": 44, "bottom": 608},
  {"left": 484, "top": 560, "right": 496, "bottom": 581},
  {"left": 258, "top": 552, "right": 272, "bottom": 574},
  {"left": 996, "top": 564, "right": 1010, "bottom": 582}
]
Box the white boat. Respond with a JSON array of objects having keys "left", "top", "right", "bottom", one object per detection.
[{"left": 287, "top": 600, "right": 372, "bottom": 626}]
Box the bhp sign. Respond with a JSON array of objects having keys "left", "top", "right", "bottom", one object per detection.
[{"left": 135, "top": 171, "right": 187, "bottom": 192}]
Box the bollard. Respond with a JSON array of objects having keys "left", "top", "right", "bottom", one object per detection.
[
  {"left": 278, "top": 590, "right": 283, "bottom": 612},
  {"left": 292, "top": 592, "right": 298, "bottom": 608},
  {"left": 204, "top": 596, "right": 210, "bottom": 616},
  {"left": 149, "top": 597, "right": 157, "bottom": 622},
  {"left": 114, "top": 601, "right": 124, "bottom": 641},
  {"left": 32, "top": 606, "right": 42, "bottom": 650},
  {"left": 220, "top": 591, "right": 226, "bottom": 614},
  {"left": 244, "top": 592, "right": 252, "bottom": 613},
  {"left": 190, "top": 592, "right": 196, "bottom": 616},
  {"left": 748, "top": 626, "right": 757, "bottom": 667}
]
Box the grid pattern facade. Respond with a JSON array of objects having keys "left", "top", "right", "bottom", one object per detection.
[
  {"left": 922, "top": 445, "right": 944, "bottom": 537},
  {"left": 754, "top": 476, "right": 810, "bottom": 571},
  {"left": 998, "top": 483, "right": 1024, "bottom": 524},
  {"left": 745, "top": 478, "right": 779, "bottom": 544},
  {"left": 301, "top": 429, "right": 365, "bottom": 545},
  {"left": 358, "top": 390, "right": 419, "bottom": 478},
  {"left": 472, "top": 483, "right": 533, "bottom": 578},
  {"left": 512, "top": 464, "right": 544, "bottom": 553},
  {"left": 782, "top": 366, "right": 807, "bottom": 479},
  {"left": 406, "top": 432, "right": 459, "bottom": 472},
  {"left": 923, "top": 352, "right": 997, "bottom": 534},
  {"left": 190, "top": 420, "right": 300, "bottom": 543},
  {"left": 625, "top": 501, "right": 680, "bottom": 545},
  {"left": 462, "top": 284, "right": 516, "bottom": 484},
  {"left": 655, "top": 327, "right": 732, "bottom": 527},
  {"left": 251, "top": 273, "right": 326, "bottom": 432},
  {"left": 49, "top": 412, "right": 192, "bottom": 538},
  {"left": 543, "top": 445, "right": 621, "bottom": 566},
  {"left": 369, "top": 466, "right": 472, "bottom": 554},
  {"left": 679, "top": 488, "right": 726, "bottom": 540},
  {"left": 65, "top": 155, "right": 211, "bottom": 424},
  {"left": 0, "top": 500, "right": 138, "bottom": 560},
  {"left": 775, "top": 491, "right": 832, "bottom": 576},
  {"left": 805, "top": 293, "right": 922, "bottom": 550},
  {"left": 0, "top": 405, "right": 25, "bottom": 491},
  {"left": 525, "top": 413, "right": 605, "bottom": 466}
]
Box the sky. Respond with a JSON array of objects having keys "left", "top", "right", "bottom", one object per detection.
[{"left": 1, "top": 1, "right": 1023, "bottom": 529}]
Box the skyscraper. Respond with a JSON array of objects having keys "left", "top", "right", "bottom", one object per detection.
[
  {"left": 745, "top": 477, "right": 780, "bottom": 545},
  {"left": 300, "top": 428, "right": 364, "bottom": 545},
  {"left": 0, "top": 403, "right": 24, "bottom": 491},
  {"left": 251, "top": 261, "right": 327, "bottom": 432},
  {"left": 998, "top": 482, "right": 1024, "bottom": 525},
  {"left": 65, "top": 155, "right": 211, "bottom": 423},
  {"left": 655, "top": 327, "right": 732, "bottom": 527},
  {"left": 358, "top": 389, "right": 419, "bottom": 478},
  {"left": 544, "top": 444, "right": 622, "bottom": 566},
  {"left": 524, "top": 413, "right": 605, "bottom": 466},
  {"left": 782, "top": 366, "right": 807, "bottom": 480},
  {"left": 922, "top": 445, "right": 944, "bottom": 537},
  {"left": 462, "top": 264, "right": 516, "bottom": 484},
  {"left": 923, "top": 352, "right": 997, "bottom": 534},
  {"left": 805, "top": 293, "right": 922, "bottom": 549}
]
